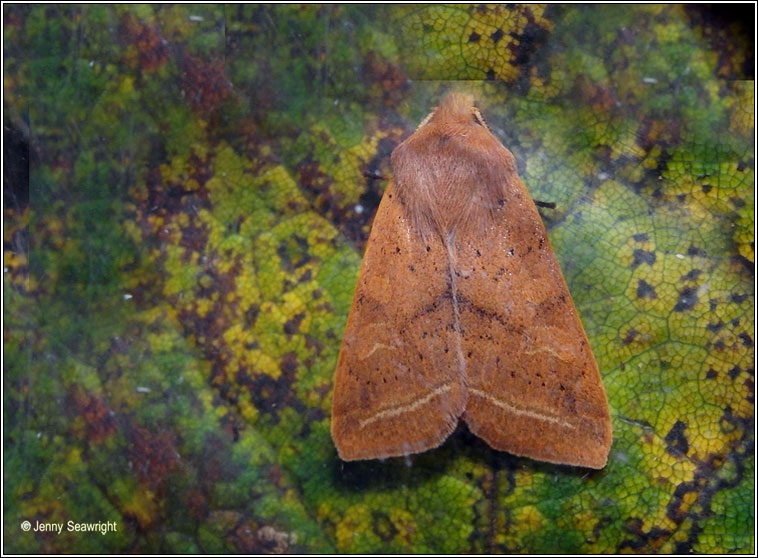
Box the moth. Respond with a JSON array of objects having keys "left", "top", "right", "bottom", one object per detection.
[{"left": 331, "top": 93, "right": 612, "bottom": 468}]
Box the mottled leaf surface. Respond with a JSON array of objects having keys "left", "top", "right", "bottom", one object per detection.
[{"left": 4, "top": 4, "right": 753, "bottom": 553}]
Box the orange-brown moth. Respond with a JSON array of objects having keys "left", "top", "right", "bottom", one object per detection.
[{"left": 331, "top": 93, "right": 612, "bottom": 468}]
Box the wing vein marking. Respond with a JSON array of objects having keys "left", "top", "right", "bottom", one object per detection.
[{"left": 446, "top": 237, "right": 466, "bottom": 380}]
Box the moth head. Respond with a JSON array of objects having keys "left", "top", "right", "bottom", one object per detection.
[
  {"left": 418, "top": 92, "right": 492, "bottom": 135},
  {"left": 470, "top": 107, "right": 489, "bottom": 130}
]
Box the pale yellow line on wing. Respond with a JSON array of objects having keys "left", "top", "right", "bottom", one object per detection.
[
  {"left": 361, "top": 342, "right": 396, "bottom": 360},
  {"left": 468, "top": 388, "right": 577, "bottom": 430},
  {"left": 359, "top": 384, "right": 452, "bottom": 429}
]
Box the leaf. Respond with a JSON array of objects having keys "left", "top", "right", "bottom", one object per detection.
[{"left": 4, "top": 4, "right": 753, "bottom": 554}]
